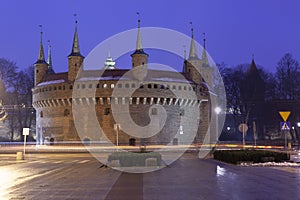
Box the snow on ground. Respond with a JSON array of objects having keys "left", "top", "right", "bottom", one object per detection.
[{"left": 240, "top": 162, "right": 300, "bottom": 167}]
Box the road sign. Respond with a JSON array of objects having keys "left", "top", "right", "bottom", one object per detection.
[
  {"left": 279, "top": 111, "right": 291, "bottom": 122},
  {"left": 280, "top": 122, "right": 290, "bottom": 131},
  {"left": 22, "top": 128, "right": 30, "bottom": 136},
  {"left": 238, "top": 123, "right": 248, "bottom": 133}
]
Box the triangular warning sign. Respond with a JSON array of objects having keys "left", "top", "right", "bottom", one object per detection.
[
  {"left": 279, "top": 111, "right": 290, "bottom": 122},
  {"left": 281, "top": 122, "right": 290, "bottom": 130}
]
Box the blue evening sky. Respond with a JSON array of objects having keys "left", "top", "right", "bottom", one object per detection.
[{"left": 0, "top": 0, "right": 299, "bottom": 73}]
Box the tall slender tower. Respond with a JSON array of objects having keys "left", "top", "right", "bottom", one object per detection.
[
  {"left": 131, "top": 13, "right": 148, "bottom": 81},
  {"left": 34, "top": 27, "right": 48, "bottom": 86},
  {"left": 68, "top": 18, "right": 84, "bottom": 81}
]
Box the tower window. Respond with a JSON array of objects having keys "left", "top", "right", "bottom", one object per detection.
[
  {"left": 111, "top": 84, "right": 115, "bottom": 88},
  {"left": 172, "top": 85, "right": 176, "bottom": 90},
  {"left": 125, "top": 84, "right": 129, "bottom": 88},
  {"left": 40, "top": 111, "right": 43, "bottom": 118},
  {"left": 148, "top": 84, "right": 152, "bottom": 89},
  {"left": 151, "top": 108, "right": 158, "bottom": 115},
  {"left": 89, "top": 84, "right": 92, "bottom": 89},
  {"left": 103, "top": 84, "right": 107, "bottom": 88},
  {"left": 81, "top": 84, "right": 85, "bottom": 89},
  {"left": 180, "top": 109, "right": 185, "bottom": 116},
  {"left": 69, "top": 85, "right": 73, "bottom": 90},
  {"left": 142, "top": 62, "right": 144, "bottom": 65},
  {"left": 118, "top": 84, "right": 122, "bottom": 88},
  {"left": 131, "top": 83, "right": 135, "bottom": 88},
  {"left": 36, "top": 70, "right": 39, "bottom": 73},
  {"left": 96, "top": 83, "right": 100, "bottom": 88},
  {"left": 178, "top": 86, "right": 182, "bottom": 90},
  {"left": 104, "top": 108, "right": 110, "bottom": 115},
  {"left": 64, "top": 109, "right": 70, "bottom": 116},
  {"left": 183, "top": 86, "right": 187, "bottom": 90}
]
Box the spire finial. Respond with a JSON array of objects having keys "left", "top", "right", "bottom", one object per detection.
[
  {"left": 36, "top": 25, "right": 46, "bottom": 63},
  {"left": 190, "top": 22, "right": 194, "bottom": 38},
  {"left": 183, "top": 45, "right": 186, "bottom": 60},
  {"left": 137, "top": 12, "right": 140, "bottom": 27},
  {"left": 252, "top": 53, "right": 254, "bottom": 60},
  {"left": 188, "top": 21, "right": 198, "bottom": 59},
  {"left": 203, "top": 32, "right": 206, "bottom": 49},
  {"left": 74, "top": 13, "right": 78, "bottom": 24},
  {"left": 135, "top": 12, "right": 142, "bottom": 50}
]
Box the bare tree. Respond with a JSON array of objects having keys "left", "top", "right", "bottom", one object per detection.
[
  {"left": 9, "top": 66, "right": 35, "bottom": 141},
  {"left": 0, "top": 58, "right": 18, "bottom": 90},
  {"left": 275, "top": 53, "right": 300, "bottom": 100}
]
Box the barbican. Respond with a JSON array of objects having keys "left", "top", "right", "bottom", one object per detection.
[{"left": 32, "top": 19, "right": 214, "bottom": 145}]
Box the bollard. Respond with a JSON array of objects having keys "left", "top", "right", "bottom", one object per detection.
[
  {"left": 288, "top": 142, "right": 292, "bottom": 150},
  {"left": 16, "top": 152, "right": 24, "bottom": 160}
]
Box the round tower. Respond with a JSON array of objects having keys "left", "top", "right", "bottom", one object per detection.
[
  {"left": 34, "top": 30, "right": 48, "bottom": 86},
  {"left": 68, "top": 19, "right": 84, "bottom": 81}
]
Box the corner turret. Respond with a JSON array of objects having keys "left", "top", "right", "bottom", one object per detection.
[{"left": 34, "top": 26, "right": 48, "bottom": 86}]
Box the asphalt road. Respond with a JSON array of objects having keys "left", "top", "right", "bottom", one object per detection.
[{"left": 1, "top": 152, "right": 300, "bottom": 200}]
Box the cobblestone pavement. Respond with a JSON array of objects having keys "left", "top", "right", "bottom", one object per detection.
[{"left": 1, "top": 152, "right": 300, "bottom": 200}]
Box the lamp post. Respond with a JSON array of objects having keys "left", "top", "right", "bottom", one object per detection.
[{"left": 214, "top": 107, "right": 221, "bottom": 149}]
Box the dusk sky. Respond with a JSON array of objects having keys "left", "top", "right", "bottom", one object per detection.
[{"left": 1, "top": 0, "right": 299, "bottom": 73}]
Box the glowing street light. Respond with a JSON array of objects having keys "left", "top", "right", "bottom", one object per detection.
[{"left": 214, "top": 107, "right": 221, "bottom": 146}]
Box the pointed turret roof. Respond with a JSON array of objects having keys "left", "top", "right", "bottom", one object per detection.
[
  {"left": 246, "top": 56, "right": 260, "bottom": 77},
  {"left": 201, "top": 33, "right": 209, "bottom": 65},
  {"left": 131, "top": 13, "right": 148, "bottom": 56},
  {"left": 47, "top": 41, "right": 55, "bottom": 74},
  {"left": 188, "top": 27, "right": 199, "bottom": 60},
  {"left": 68, "top": 20, "right": 83, "bottom": 57},
  {"left": 35, "top": 30, "right": 47, "bottom": 64}
]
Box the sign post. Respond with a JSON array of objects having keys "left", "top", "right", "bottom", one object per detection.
[
  {"left": 239, "top": 123, "right": 248, "bottom": 150},
  {"left": 114, "top": 124, "right": 120, "bottom": 147},
  {"left": 279, "top": 111, "right": 291, "bottom": 150},
  {"left": 22, "top": 128, "right": 30, "bottom": 156},
  {"left": 253, "top": 121, "right": 257, "bottom": 147}
]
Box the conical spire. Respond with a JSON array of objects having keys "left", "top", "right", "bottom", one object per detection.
[
  {"left": 36, "top": 25, "right": 47, "bottom": 64},
  {"left": 136, "top": 12, "right": 142, "bottom": 50},
  {"left": 246, "top": 55, "right": 260, "bottom": 77},
  {"left": 69, "top": 15, "right": 83, "bottom": 57},
  {"left": 131, "top": 12, "right": 148, "bottom": 56},
  {"left": 47, "top": 40, "right": 55, "bottom": 74},
  {"left": 188, "top": 22, "right": 198, "bottom": 59},
  {"left": 201, "top": 32, "right": 209, "bottom": 65}
]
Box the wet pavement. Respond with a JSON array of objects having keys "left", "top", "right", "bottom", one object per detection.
[{"left": 1, "top": 152, "right": 300, "bottom": 200}]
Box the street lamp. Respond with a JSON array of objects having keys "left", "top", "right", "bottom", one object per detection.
[{"left": 214, "top": 107, "right": 221, "bottom": 148}]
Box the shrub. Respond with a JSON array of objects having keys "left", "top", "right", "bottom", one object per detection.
[{"left": 213, "top": 150, "right": 290, "bottom": 164}]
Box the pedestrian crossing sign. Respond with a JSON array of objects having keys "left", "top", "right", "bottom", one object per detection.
[{"left": 280, "top": 122, "right": 290, "bottom": 131}]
